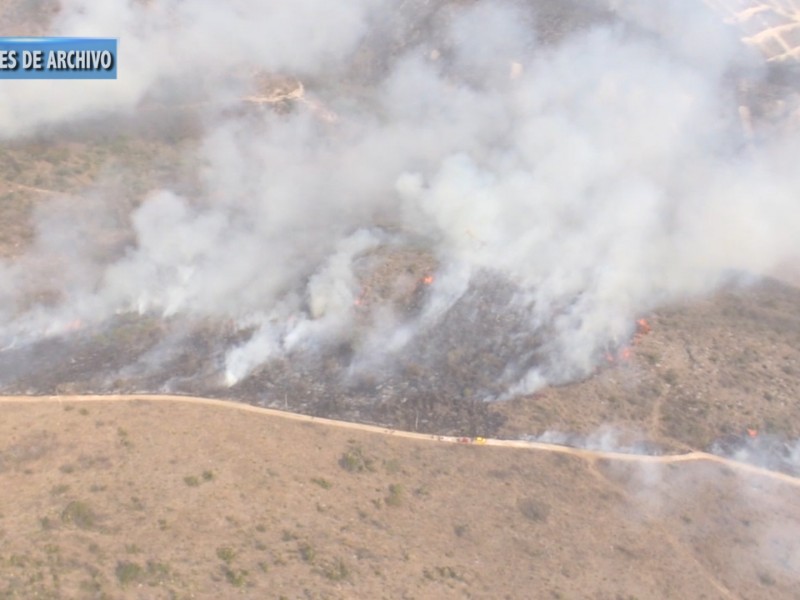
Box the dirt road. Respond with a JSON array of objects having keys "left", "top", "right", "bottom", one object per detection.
[{"left": 2, "top": 393, "right": 798, "bottom": 488}]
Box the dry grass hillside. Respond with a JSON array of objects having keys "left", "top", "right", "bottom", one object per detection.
[
  {"left": 1, "top": 397, "right": 799, "bottom": 599},
  {"left": 1, "top": 2, "right": 799, "bottom": 598},
  {"left": 495, "top": 278, "right": 800, "bottom": 453}
]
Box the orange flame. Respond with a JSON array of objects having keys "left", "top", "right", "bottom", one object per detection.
[
  {"left": 747, "top": 428, "right": 758, "bottom": 438},
  {"left": 636, "top": 318, "right": 651, "bottom": 335},
  {"left": 422, "top": 275, "right": 434, "bottom": 285},
  {"left": 605, "top": 346, "right": 632, "bottom": 365}
]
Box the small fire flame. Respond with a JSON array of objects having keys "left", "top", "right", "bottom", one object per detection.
[
  {"left": 422, "top": 275, "right": 434, "bottom": 285},
  {"left": 605, "top": 346, "right": 632, "bottom": 364},
  {"left": 636, "top": 318, "right": 652, "bottom": 336},
  {"left": 629, "top": 318, "right": 652, "bottom": 349},
  {"left": 604, "top": 318, "right": 652, "bottom": 366}
]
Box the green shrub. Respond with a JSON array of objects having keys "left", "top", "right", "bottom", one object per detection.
[
  {"left": 339, "top": 446, "right": 374, "bottom": 473},
  {"left": 385, "top": 484, "right": 405, "bottom": 507},
  {"left": 61, "top": 501, "right": 97, "bottom": 529},
  {"left": 216, "top": 547, "right": 236, "bottom": 564},
  {"left": 311, "top": 477, "right": 332, "bottom": 489},
  {"left": 323, "top": 558, "right": 349, "bottom": 581},
  {"left": 224, "top": 567, "right": 248, "bottom": 587},
  {"left": 298, "top": 542, "right": 316, "bottom": 564},
  {"left": 116, "top": 561, "right": 143, "bottom": 586}
]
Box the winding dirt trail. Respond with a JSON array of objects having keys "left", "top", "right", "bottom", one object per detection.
[{"left": 2, "top": 393, "right": 798, "bottom": 489}]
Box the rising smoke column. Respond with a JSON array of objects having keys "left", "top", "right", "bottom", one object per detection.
[{"left": 0, "top": 0, "right": 798, "bottom": 395}]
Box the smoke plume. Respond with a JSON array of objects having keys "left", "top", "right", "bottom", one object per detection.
[{"left": 0, "top": 0, "right": 799, "bottom": 397}]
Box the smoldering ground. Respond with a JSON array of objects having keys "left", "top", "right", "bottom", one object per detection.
[{"left": 0, "top": 0, "right": 799, "bottom": 435}]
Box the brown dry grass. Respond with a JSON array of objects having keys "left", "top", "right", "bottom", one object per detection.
[
  {"left": 494, "top": 278, "right": 800, "bottom": 452},
  {"left": 0, "top": 4, "right": 799, "bottom": 597},
  {"left": 1, "top": 397, "right": 798, "bottom": 599}
]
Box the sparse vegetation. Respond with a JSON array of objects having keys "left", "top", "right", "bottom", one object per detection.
[
  {"left": 298, "top": 542, "right": 316, "bottom": 564},
  {"left": 7, "top": 5, "right": 800, "bottom": 594},
  {"left": 216, "top": 547, "right": 236, "bottom": 564},
  {"left": 424, "top": 565, "right": 460, "bottom": 581},
  {"left": 223, "top": 566, "right": 248, "bottom": 587},
  {"left": 518, "top": 498, "right": 550, "bottom": 523},
  {"left": 115, "top": 560, "right": 143, "bottom": 586},
  {"left": 0, "top": 386, "right": 798, "bottom": 598},
  {"left": 385, "top": 483, "right": 405, "bottom": 507},
  {"left": 662, "top": 369, "right": 679, "bottom": 385},
  {"left": 383, "top": 458, "right": 402, "bottom": 474},
  {"left": 185, "top": 471, "right": 215, "bottom": 487},
  {"left": 322, "top": 558, "right": 349, "bottom": 581},
  {"left": 339, "top": 446, "right": 375, "bottom": 473},
  {"left": 50, "top": 484, "right": 70, "bottom": 496},
  {"left": 117, "top": 427, "right": 132, "bottom": 449},
  {"left": 414, "top": 485, "right": 431, "bottom": 498},
  {"left": 281, "top": 529, "right": 297, "bottom": 542},
  {"left": 146, "top": 560, "right": 172, "bottom": 584},
  {"left": 60, "top": 500, "right": 97, "bottom": 530},
  {"left": 114, "top": 559, "right": 172, "bottom": 587},
  {"left": 641, "top": 352, "right": 660, "bottom": 366},
  {"left": 0, "top": 85, "right": 797, "bottom": 594}
]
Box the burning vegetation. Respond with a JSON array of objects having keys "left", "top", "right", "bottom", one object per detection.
[
  {"left": 0, "top": 1, "right": 799, "bottom": 458},
  {"left": 603, "top": 318, "right": 653, "bottom": 365}
]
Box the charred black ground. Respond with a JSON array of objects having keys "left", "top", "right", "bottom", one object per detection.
[
  {"left": 0, "top": 0, "right": 798, "bottom": 467},
  {"left": 1, "top": 271, "right": 799, "bottom": 464}
]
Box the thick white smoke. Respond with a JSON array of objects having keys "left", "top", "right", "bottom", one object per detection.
[
  {"left": 0, "top": 0, "right": 799, "bottom": 394},
  {"left": 0, "top": 0, "right": 380, "bottom": 134}
]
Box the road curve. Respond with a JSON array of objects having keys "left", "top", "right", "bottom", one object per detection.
[{"left": 2, "top": 393, "right": 799, "bottom": 488}]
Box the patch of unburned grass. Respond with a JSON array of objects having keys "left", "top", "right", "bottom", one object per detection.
[
  {"left": 339, "top": 446, "right": 375, "bottom": 473},
  {"left": 321, "top": 558, "right": 349, "bottom": 581},
  {"left": 116, "top": 561, "right": 143, "bottom": 586},
  {"left": 385, "top": 483, "right": 405, "bottom": 507},
  {"left": 60, "top": 500, "right": 97, "bottom": 530},
  {"left": 216, "top": 547, "right": 236, "bottom": 564}
]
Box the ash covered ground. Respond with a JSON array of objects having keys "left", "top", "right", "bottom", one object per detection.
[{"left": 0, "top": 241, "right": 546, "bottom": 436}]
